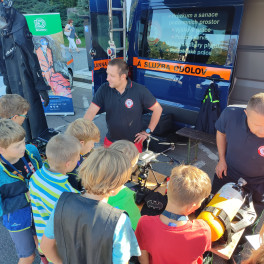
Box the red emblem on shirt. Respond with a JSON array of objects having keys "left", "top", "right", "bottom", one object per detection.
[
  {"left": 258, "top": 146, "right": 264, "bottom": 157},
  {"left": 125, "top": 99, "right": 133, "bottom": 108}
]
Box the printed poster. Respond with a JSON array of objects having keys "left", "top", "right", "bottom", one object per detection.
[{"left": 25, "top": 13, "right": 74, "bottom": 115}]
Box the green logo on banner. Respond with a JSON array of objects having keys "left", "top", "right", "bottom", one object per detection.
[{"left": 25, "top": 13, "right": 62, "bottom": 36}]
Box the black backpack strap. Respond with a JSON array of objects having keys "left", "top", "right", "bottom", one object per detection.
[{"left": 203, "top": 206, "right": 232, "bottom": 244}]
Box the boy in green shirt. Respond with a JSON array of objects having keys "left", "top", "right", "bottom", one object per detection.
[{"left": 108, "top": 140, "right": 141, "bottom": 230}]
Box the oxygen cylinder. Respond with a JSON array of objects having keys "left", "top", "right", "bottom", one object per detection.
[{"left": 197, "top": 178, "right": 247, "bottom": 241}]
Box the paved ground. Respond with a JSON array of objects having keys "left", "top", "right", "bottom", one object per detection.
[{"left": 68, "top": 47, "right": 90, "bottom": 72}]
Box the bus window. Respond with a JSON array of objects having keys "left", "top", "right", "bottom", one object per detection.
[
  {"left": 139, "top": 7, "right": 235, "bottom": 66},
  {"left": 91, "top": 13, "right": 123, "bottom": 59}
]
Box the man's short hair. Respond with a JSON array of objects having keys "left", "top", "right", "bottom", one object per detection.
[
  {"left": 0, "top": 94, "right": 30, "bottom": 119},
  {"left": 46, "top": 134, "right": 81, "bottom": 168},
  {"left": 168, "top": 164, "right": 211, "bottom": 207},
  {"left": 110, "top": 140, "right": 139, "bottom": 165},
  {"left": 247, "top": 93, "right": 264, "bottom": 115},
  {"left": 65, "top": 118, "right": 100, "bottom": 143},
  {"left": 108, "top": 59, "right": 129, "bottom": 77},
  {"left": 0, "top": 119, "right": 26, "bottom": 148},
  {"left": 78, "top": 147, "right": 131, "bottom": 195}
]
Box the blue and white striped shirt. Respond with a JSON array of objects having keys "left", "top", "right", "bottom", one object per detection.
[{"left": 29, "top": 162, "right": 78, "bottom": 246}]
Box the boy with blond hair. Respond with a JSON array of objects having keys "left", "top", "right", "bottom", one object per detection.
[
  {"left": 110, "top": 140, "right": 139, "bottom": 167},
  {"left": 0, "top": 94, "right": 30, "bottom": 125},
  {"left": 108, "top": 140, "right": 141, "bottom": 230},
  {"left": 136, "top": 164, "right": 212, "bottom": 264},
  {"left": 40, "top": 147, "right": 141, "bottom": 264},
  {"left": 0, "top": 119, "right": 42, "bottom": 264},
  {"left": 65, "top": 118, "right": 100, "bottom": 190},
  {"left": 29, "top": 134, "right": 81, "bottom": 248}
]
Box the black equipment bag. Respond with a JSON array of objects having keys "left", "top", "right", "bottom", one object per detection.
[{"left": 142, "top": 113, "right": 173, "bottom": 137}]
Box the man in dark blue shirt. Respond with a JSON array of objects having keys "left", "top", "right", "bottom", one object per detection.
[
  {"left": 84, "top": 59, "right": 162, "bottom": 152},
  {"left": 213, "top": 93, "right": 264, "bottom": 203},
  {"left": 212, "top": 93, "right": 264, "bottom": 262}
]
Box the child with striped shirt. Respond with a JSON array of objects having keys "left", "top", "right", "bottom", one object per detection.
[{"left": 29, "top": 134, "right": 81, "bottom": 249}]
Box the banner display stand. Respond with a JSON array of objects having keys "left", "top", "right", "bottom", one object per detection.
[{"left": 25, "top": 13, "right": 74, "bottom": 115}]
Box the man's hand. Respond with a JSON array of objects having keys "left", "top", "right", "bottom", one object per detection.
[
  {"left": 215, "top": 159, "right": 227, "bottom": 179},
  {"left": 216, "top": 131, "right": 227, "bottom": 179},
  {"left": 134, "top": 131, "right": 149, "bottom": 143}
]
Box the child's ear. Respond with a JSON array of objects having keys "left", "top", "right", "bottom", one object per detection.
[
  {"left": 11, "top": 115, "right": 18, "bottom": 121},
  {"left": 186, "top": 203, "right": 198, "bottom": 215},
  {"left": 0, "top": 146, "right": 6, "bottom": 155},
  {"left": 108, "top": 186, "right": 122, "bottom": 197},
  {"left": 65, "top": 160, "right": 71, "bottom": 169},
  {"left": 79, "top": 140, "right": 85, "bottom": 147},
  {"left": 108, "top": 189, "right": 118, "bottom": 197}
]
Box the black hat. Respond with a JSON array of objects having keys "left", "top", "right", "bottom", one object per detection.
[{"left": 141, "top": 192, "right": 168, "bottom": 216}]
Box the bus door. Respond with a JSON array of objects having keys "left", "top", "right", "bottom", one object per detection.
[
  {"left": 89, "top": 0, "right": 124, "bottom": 96},
  {"left": 127, "top": 0, "right": 244, "bottom": 126}
]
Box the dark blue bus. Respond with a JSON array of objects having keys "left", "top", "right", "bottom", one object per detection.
[{"left": 89, "top": 0, "right": 245, "bottom": 127}]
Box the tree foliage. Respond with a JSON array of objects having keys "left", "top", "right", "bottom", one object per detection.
[
  {"left": 13, "top": 0, "right": 85, "bottom": 37},
  {"left": 14, "top": 0, "right": 66, "bottom": 22},
  {"left": 13, "top": 0, "right": 34, "bottom": 13},
  {"left": 60, "top": 0, "right": 78, "bottom": 8},
  {"left": 68, "top": 0, "right": 90, "bottom": 37},
  {"left": 77, "top": 0, "right": 89, "bottom": 14}
]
